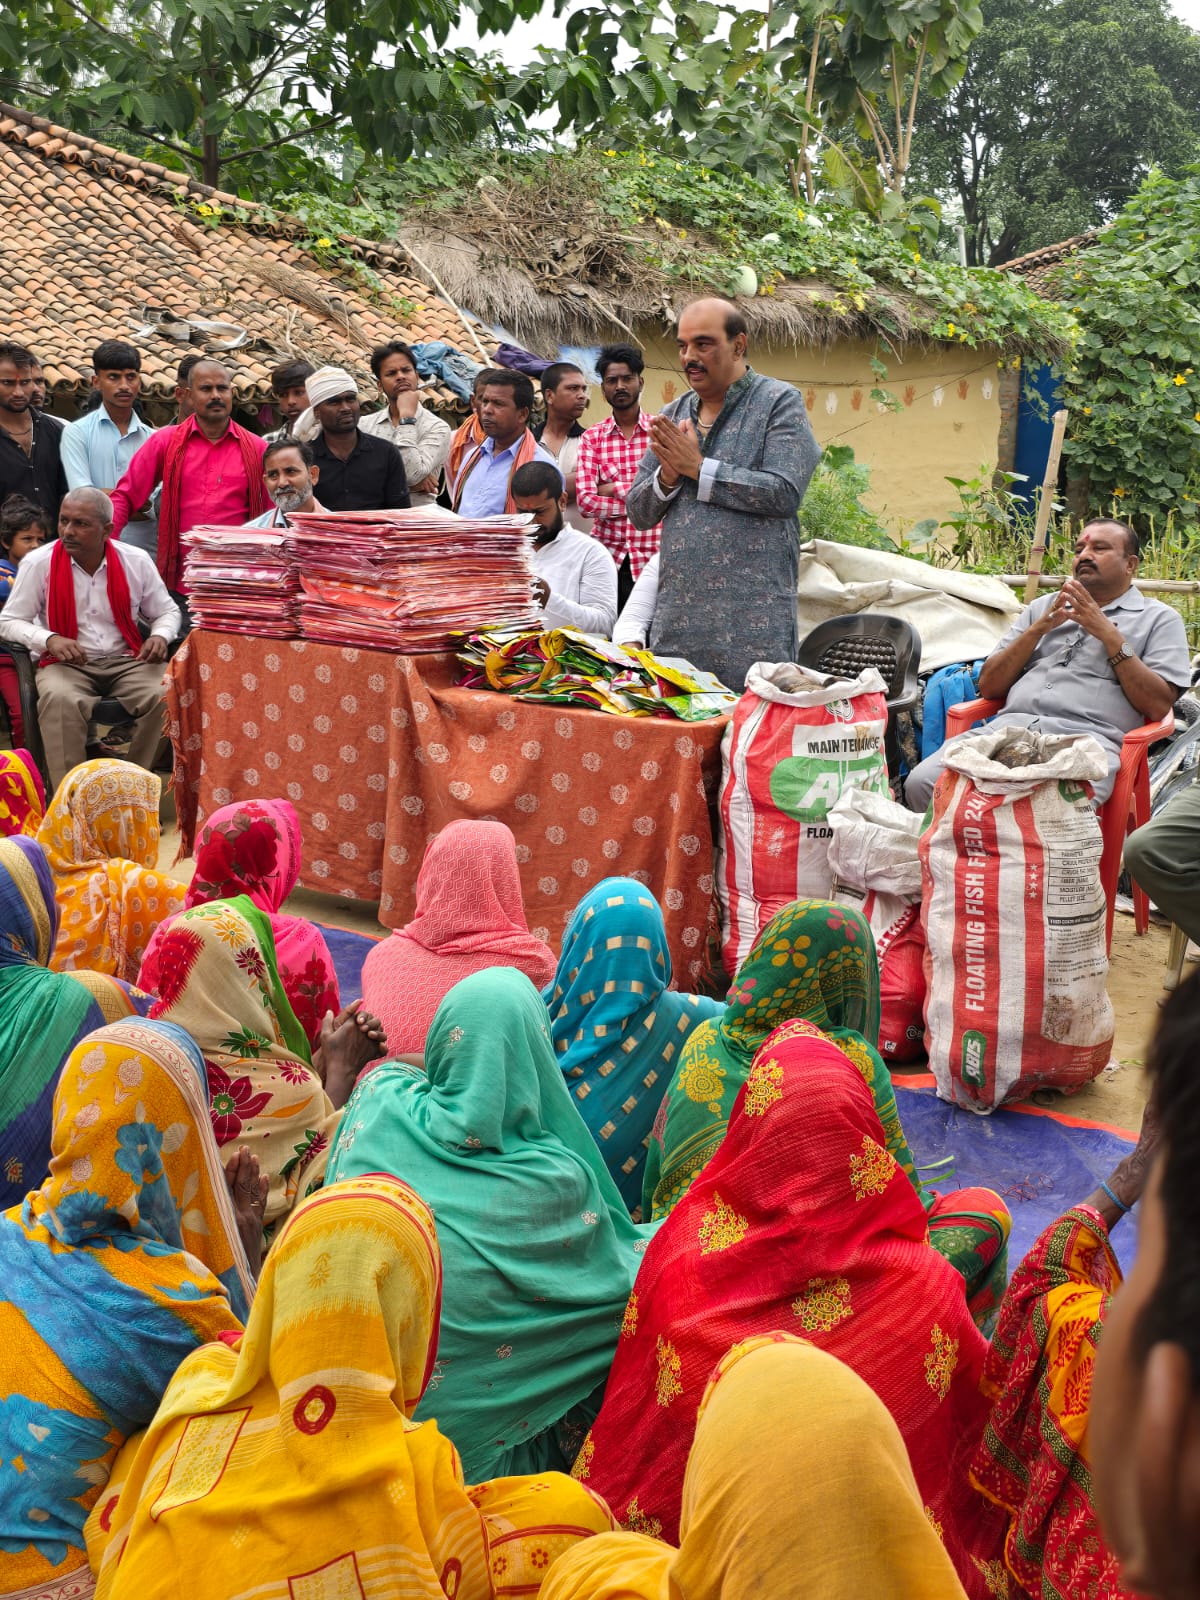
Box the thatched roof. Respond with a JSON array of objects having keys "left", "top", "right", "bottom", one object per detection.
[
  {"left": 400, "top": 211, "right": 937, "bottom": 350},
  {"left": 386, "top": 159, "right": 1059, "bottom": 356},
  {"left": 0, "top": 102, "right": 497, "bottom": 407},
  {"left": 398, "top": 193, "right": 944, "bottom": 352}
]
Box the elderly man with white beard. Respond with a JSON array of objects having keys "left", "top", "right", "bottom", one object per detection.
[{"left": 248, "top": 439, "right": 325, "bottom": 527}]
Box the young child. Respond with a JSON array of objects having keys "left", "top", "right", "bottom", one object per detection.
[{"left": 0, "top": 495, "right": 51, "bottom": 744}]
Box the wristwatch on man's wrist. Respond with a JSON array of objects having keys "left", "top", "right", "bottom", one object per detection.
[{"left": 1108, "top": 643, "right": 1132, "bottom": 669}]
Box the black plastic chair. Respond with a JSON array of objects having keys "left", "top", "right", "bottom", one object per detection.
[{"left": 796, "top": 614, "right": 922, "bottom": 777}]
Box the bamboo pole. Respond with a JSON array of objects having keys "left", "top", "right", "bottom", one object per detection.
[
  {"left": 1025, "top": 408, "right": 1068, "bottom": 603},
  {"left": 1003, "top": 576, "right": 1200, "bottom": 595}
]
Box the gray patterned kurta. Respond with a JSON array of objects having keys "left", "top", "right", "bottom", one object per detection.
[{"left": 626, "top": 369, "right": 820, "bottom": 691}]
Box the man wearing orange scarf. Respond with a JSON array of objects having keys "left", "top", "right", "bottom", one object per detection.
[
  {"left": 0, "top": 489, "right": 181, "bottom": 788},
  {"left": 109, "top": 360, "right": 268, "bottom": 592},
  {"left": 449, "top": 369, "right": 556, "bottom": 516}
]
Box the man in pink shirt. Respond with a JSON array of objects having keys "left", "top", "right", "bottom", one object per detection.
[{"left": 110, "top": 360, "right": 268, "bottom": 592}]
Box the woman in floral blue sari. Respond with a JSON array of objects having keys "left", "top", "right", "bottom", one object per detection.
[{"left": 0, "top": 1018, "right": 258, "bottom": 1600}]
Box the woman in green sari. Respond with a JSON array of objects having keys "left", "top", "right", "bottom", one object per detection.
[
  {"left": 326, "top": 965, "right": 652, "bottom": 1484},
  {"left": 644, "top": 898, "right": 1011, "bottom": 1325}
]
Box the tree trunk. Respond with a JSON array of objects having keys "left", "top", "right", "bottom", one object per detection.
[{"left": 202, "top": 132, "right": 220, "bottom": 189}]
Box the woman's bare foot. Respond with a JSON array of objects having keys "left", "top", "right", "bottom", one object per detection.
[
  {"left": 317, "top": 1002, "right": 388, "bottom": 1109},
  {"left": 224, "top": 1147, "right": 269, "bottom": 1276}
]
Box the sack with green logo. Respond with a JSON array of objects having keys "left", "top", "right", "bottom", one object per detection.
[
  {"left": 717, "top": 661, "right": 889, "bottom": 974},
  {"left": 919, "top": 725, "right": 1114, "bottom": 1111}
]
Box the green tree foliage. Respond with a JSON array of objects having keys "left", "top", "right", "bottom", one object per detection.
[
  {"left": 512, "top": 0, "right": 982, "bottom": 209},
  {"left": 1060, "top": 168, "right": 1200, "bottom": 522},
  {"left": 906, "top": 0, "right": 1200, "bottom": 265},
  {"left": 0, "top": 0, "right": 545, "bottom": 192}
]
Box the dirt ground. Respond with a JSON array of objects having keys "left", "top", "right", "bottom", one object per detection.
[{"left": 158, "top": 789, "right": 1165, "bottom": 1138}]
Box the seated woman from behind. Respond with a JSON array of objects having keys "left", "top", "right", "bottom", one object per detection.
[
  {"left": 0, "top": 1019, "right": 260, "bottom": 1600},
  {"left": 0, "top": 835, "right": 152, "bottom": 1210},
  {"left": 575, "top": 1019, "right": 1001, "bottom": 1573},
  {"left": 545, "top": 876, "right": 722, "bottom": 1214},
  {"left": 149, "top": 899, "right": 384, "bottom": 1238},
  {"left": 544, "top": 1337, "right": 969, "bottom": 1600},
  {"left": 36, "top": 757, "right": 184, "bottom": 981},
  {"left": 361, "top": 819, "right": 556, "bottom": 1057},
  {"left": 138, "top": 798, "right": 339, "bottom": 1050},
  {"left": 645, "top": 897, "right": 1011, "bottom": 1323},
  {"left": 971, "top": 1099, "right": 1159, "bottom": 1600},
  {"left": 327, "top": 967, "right": 651, "bottom": 1483},
  {"left": 86, "top": 1175, "right": 616, "bottom": 1600}
]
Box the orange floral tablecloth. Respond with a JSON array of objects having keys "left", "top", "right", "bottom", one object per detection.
[{"left": 167, "top": 632, "right": 729, "bottom": 984}]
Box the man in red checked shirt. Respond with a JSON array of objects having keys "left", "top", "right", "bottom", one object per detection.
[{"left": 575, "top": 344, "right": 662, "bottom": 609}]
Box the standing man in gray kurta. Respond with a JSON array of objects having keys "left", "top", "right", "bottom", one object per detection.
[{"left": 625, "top": 297, "right": 820, "bottom": 690}]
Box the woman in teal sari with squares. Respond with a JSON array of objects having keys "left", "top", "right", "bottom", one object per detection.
[{"left": 544, "top": 877, "right": 723, "bottom": 1214}]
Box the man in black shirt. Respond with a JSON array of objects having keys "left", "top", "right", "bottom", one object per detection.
[
  {"left": 303, "top": 365, "right": 409, "bottom": 513},
  {"left": 0, "top": 341, "right": 66, "bottom": 521}
]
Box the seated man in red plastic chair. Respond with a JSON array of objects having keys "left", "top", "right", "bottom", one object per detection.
[{"left": 904, "top": 519, "right": 1188, "bottom": 813}]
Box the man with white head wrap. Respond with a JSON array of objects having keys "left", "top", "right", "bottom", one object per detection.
[{"left": 298, "top": 365, "right": 409, "bottom": 513}]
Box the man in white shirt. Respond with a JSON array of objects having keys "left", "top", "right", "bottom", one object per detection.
[
  {"left": 358, "top": 340, "right": 452, "bottom": 505},
  {"left": 248, "top": 440, "right": 325, "bottom": 526},
  {"left": 60, "top": 340, "right": 158, "bottom": 556},
  {"left": 0, "top": 488, "right": 181, "bottom": 788},
  {"left": 512, "top": 461, "right": 617, "bottom": 637}
]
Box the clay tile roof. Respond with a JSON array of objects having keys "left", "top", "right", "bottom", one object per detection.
[
  {"left": 996, "top": 232, "right": 1100, "bottom": 299},
  {"left": 0, "top": 101, "right": 497, "bottom": 408}
]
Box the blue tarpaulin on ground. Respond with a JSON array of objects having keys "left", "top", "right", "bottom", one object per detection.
[{"left": 896, "top": 1081, "right": 1137, "bottom": 1274}]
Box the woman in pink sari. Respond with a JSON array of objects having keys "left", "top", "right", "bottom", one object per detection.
[
  {"left": 139, "top": 798, "right": 339, "bottom": 1049},
  {"left": 361, "top": 819, "right": 557, "bottom": 1055}
]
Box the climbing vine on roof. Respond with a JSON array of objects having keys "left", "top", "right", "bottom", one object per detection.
[{"left": 275, "top": 148, "right": 1074, "bottom": 363}]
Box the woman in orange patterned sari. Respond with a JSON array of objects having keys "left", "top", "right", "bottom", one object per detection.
[
  {"left": 575, "top": 1017, "right": 1004, "bottom": 1583},
  {"left": 36, "top": 758, "right": 184, "bottom": 980},
  {"left": 970, "top": 1116, "right": 1157, "bottom": 1600}
]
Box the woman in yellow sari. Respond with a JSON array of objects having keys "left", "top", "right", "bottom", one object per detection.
[
  {"left": 87, "top": 1175, "right": 618, "bottom": 1600},
  {"left": 541, "top": 1335, "right": 968, "bottom": 1600},
  {"left": 36, "top": 758, "right": 185, "bottom": 980},
  {"left": 0, "top": 1018, "right": 255, "bottom": 1600}
]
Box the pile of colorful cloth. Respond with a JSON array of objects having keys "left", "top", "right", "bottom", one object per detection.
[
  {"left": 288, "top": 508, "right": 539, "bottom": 652},
  {"left": 456, "top": 627, "right": 736, "bottom": 719},
  {"left": 182, "top": 527, "right": 300, "bottom": 637}
]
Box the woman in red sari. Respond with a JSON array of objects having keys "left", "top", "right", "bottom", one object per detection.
[
  {"left": 575, "top": 1016, "right": 1004, "bottom": 1583},
  {"left": 139, "top": 798, "right": 338, "bottom": 1050},
  {"left": 577, "top": 1010, "right": 1156, "bottom": 1600}
]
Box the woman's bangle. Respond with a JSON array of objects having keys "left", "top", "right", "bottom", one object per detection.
[{"left": 1101, "top": 1180, "right": 1132, "bottom": 1216}]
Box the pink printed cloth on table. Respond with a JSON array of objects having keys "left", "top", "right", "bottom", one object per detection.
[{"left": 167, "top": 635, "right": 728, "bottom": 986}]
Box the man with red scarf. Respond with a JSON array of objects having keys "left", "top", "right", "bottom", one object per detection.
[
  {"left": 109, "top": 360, "right": 268, "bottom": 592},
  {"left": 0, "top": 488, "right": 181, "bottom": 789}
]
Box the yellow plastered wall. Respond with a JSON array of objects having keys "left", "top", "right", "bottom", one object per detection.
[{"left": 576, "top": 329, "right": 1005, "bottom": 535}]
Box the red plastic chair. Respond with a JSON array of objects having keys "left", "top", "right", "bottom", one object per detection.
[{"left": 944, "top": 696, "right": 1175, "bottom": 954}]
